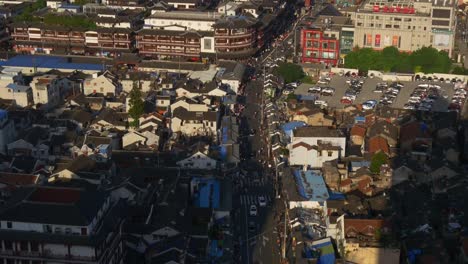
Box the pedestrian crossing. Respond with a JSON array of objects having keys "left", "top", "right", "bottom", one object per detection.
[
  {"left": 240, "top": 195, "right": 272, "bottom": 205},
  {"left": 238, "top": 177, "right": 268, "bottom": 187}
]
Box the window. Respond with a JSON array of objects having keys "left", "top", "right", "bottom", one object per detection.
[
  {"left": 206, "top": 163, "right": 211, "bottom": 167},
  {"left": 366, "top": 34, "right": 372, "bottom": 46},
  {"left": 357, "top": 22, "right": 363, "bottom": 26},
  {"left": 394, "top": 17, "right": 401, "bottom": 21},
  {"left": 7, "top": 222, "right": 12, "bottom": 228},
  {"left": 392, "top": 36, "right": 399, "bottom": 46},
  {"left": 328, "top": 151, "right": 333, "bottom": 157},
  {"left": 81, "top": 228, "right": 87, "bottom": 236},
  {"left": 375, "top": 34, "right": 381, "bottom": 47},
  {"left": 385, "top": 24, "right": 391, "bottom": 28},
  {"left": 322, "top": 42, "right": 328, "bottom": 49}
]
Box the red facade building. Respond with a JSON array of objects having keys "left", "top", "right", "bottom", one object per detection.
[{"left": 300, "top": 28, "right": 340, "bottom": 66}]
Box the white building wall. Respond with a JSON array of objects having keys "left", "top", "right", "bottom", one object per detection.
[
  {"left": 289, "top": 136, "right": 346, "bottom": 168},
  {"left": 70, "top": 245, "right": 95, "bottom": 258},
  {"left": 44, "top": 243, "right": 68, "bottom": 255}
]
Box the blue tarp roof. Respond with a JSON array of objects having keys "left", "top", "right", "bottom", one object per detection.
[
  {"left": 328, "top": 191, "right": 346, "bottom": 200},
  {"left": 293, "top": 170, "right": 329, "bottom": 201},
  {"left": 0, "top": 55, "right": 102, "bottom": 71},
  {"left": 355, "top": 116, "right": 366, "bottom": 123},
  {"left": 209, "top": 240, "right": 223, "bottom": 258},
  {"left": 282, "top": 121, "right": 307, "bottom": 138},
  {"left": 192, "top": 178, "right": 220, "bottom": 209},
  {"left": 304, "top": 238, "right": 336, "bottom": 264}
]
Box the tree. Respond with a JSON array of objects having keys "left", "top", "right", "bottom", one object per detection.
[
  {"left": 409, "top": 46, "right": 451, "bottom": 73},
  {"left": 128, "top": 81, "right": 144, "bottom": 127},
  {"left": 275, "top": 62, "right": 305, "bottom": 83},
  {"left": 370, "top": 151, "right": 388, "bottom": 174},
  {"left": 452, "top": 66, "right": 468, "bottom": 75}
]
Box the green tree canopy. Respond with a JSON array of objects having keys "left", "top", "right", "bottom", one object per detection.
[
  {"left": 370, "top": 151, "right": 388, "bottom": 174},
  {"left": 275, "top": 62, "right": 305, "bottom": 83},
  {"left": 344, "top": 46, "right": 453, "bottom": 74},
  {"left": 128, "top": 81, "right": 145, "bottom": 127},
  {"left": 43, "top": 14, "right": 97, "bottom": 30}
]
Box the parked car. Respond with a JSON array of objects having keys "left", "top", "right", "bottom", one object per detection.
[
  {"left": 308, "top": 86, "right": 322, "bottom": 93},
  {"left": 362, "top": 100, "right": 378, "bottom": 110},
  {"left": 321, "top": 87, "right": 335, "bottom": 96},
  {"left": 249, "top": 221, "right": 256, "bottom": 232},
  {"left": 258, "top": 196, "right": 267, "bottom": 207},
  {"left": 314, "top": 100, "right": 328, "bottom": 108},
  {"left": 340, "top": 97, "right": 353, "bottom": 104},
  {"left": 250, "top": 205, "right": 258, "bottom": 216}
]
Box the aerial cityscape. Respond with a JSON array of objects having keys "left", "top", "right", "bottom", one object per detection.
[{"left": 0, "top": 0, "right": 466, "bottom": 263}]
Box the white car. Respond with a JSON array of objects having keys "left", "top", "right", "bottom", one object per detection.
[
  {"left": 314, "top": 100, "right": 328, "bottom": 108},
  {"left": 287, "top": 82, "right": 298, "bottom": 88},
  {"left": 308, "top": 86, "right": 321, "bottom": 93},
  {"left": 258, "top": 196, "right": 267, "bottom": 207},
  {"left": 250, "top": 205, "right": 258, "bottom": 216},
  {"left": 317, "top": 80, "right": 329, "bottom": 85},
  {"left": 362, "top": 100, "right": 378, "bottom": 110}
]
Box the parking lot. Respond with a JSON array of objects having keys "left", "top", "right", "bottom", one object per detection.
[{"left": 294, "top": 75, "right": 456, "bottom": 112}]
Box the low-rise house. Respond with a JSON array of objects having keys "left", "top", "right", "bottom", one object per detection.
[
  {"left": 1, "top": 83, "right": 33, "bottom": 107},
  {"left": 91, "top": 108, "right": 127, "bottom": 131},
  {"left": 344, "top": 218, "right": 389, "bottom": 248},
  {"left": 367, "top": 136, "right": 390, "bottom": 156},
  {"left": 217, "top": 60, "right": 245, "bottom": 94},
  {"left": 30, "top": 74, "right": 61, "bottom": 109},
  {"left": 122, "top": 130, "right": 159, "bottom": 150},
  {"left": 175, "top": 79, "right": 227, "bottom": 98},
  {"left": 399, "top": 121, "right": 432, "bottom": 153},
  {"left": 58, "top": 109, "right": 93, "bottom": 130},
  {"left": 121, "top": 72, "right": 156, "bottom": 93},
  {"left": 170, "top": 96, "right": 210, "bottom": 113},
  {"left": 171, "top": 108, "right": 218, "bottom": 137},
  {"left": 138, "top": 112, "right": 164, "bottom": 131},
  {"left": 176, "top": 142, "right": 217, "bottom": 170},
  {"left": 350, "top": 124, "right": 366, "bottom": 146},
  {"left": 367, "top": 120, "right": 398, "bottom": 148},
  {"left": 84, "top": 71, "right": 121, "bottom": 96},
  {"left": 289, "top": 126, "right": 346, "bottom": 168}
]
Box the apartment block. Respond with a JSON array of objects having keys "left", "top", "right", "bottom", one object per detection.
[{"left": 351, "top": 0, "right": 456, "bottom": 56}]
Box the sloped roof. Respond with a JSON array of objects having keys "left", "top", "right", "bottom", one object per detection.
[{"left": 368, "top": 136, "right": 390, "bottom": 154}]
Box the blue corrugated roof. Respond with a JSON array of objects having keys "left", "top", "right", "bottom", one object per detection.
[
  {"left": 293, "top": 170, "right": 329, "bottom": 201},
  {"left": 209, "top": 240, "right": 223, "bottom": 258},
  {"left": 0, "top": 55, "right": 102, "bottom": 71},
  {"left": 192, "top": 178, "right": 220, "bottom": 209}
]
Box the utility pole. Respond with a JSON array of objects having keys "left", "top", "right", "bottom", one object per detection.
[{"left": 281, "top": 198, "right": 288, "bottom": 260}]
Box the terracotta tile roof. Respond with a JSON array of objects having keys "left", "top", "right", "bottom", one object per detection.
[
  {"left": 344, "top": 218, "right": 387, "bottom": 239},
  {"left": 292, "top": 141, "right": 314, "bottom": 150},
  {"left": 400, "top": 121, "right": 431, "bottom": 143},
  {"left": 0, "top": 172, "right": 39, "bottom": 186},
  {"left": 28, "top": 187, "right": 81, "bottom": 204},
  {"left": 340, "top": 178, "right": 352, "bottom": 187},
  {"left": 350, "top": 125, "right": 366, "bottom": 137},
  {"left": 369, "top": 136, "right": 390, "bottom": 154},
  {"left": 463, "top": 237, "right": 468, "bottom": 254}
]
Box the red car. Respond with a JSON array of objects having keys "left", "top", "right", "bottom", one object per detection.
[{"left": 340, "top": 98, "right": 353, "bottom": 104}]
